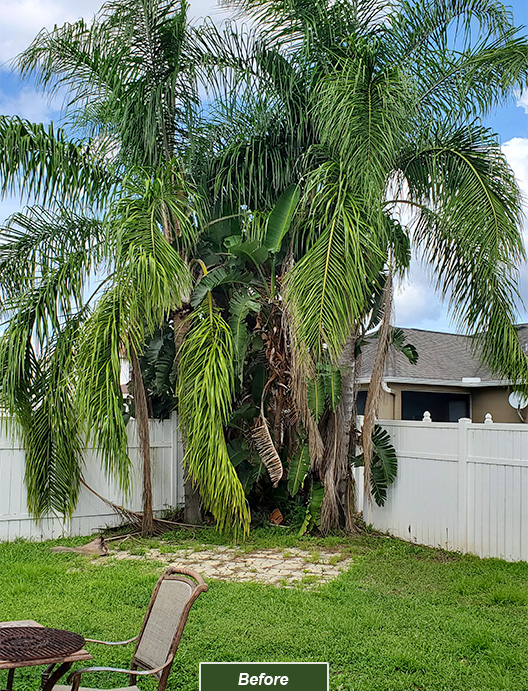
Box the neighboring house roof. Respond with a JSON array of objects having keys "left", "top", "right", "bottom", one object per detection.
[{"left": 357, "top": 325, "right": 528, "bottom": 388}]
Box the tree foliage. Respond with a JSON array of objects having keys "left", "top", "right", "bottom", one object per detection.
[{"left": 1, "top": 0, "right": 527, "bottom": 535}]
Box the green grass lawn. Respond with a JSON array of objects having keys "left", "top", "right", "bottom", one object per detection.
[{"left": 0, "top": 529, "right": 526, "bottom": 691}]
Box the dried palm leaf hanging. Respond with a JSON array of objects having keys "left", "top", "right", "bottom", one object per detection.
[{"left": 252, "top": 378, "right": 284, "bottom": 487}]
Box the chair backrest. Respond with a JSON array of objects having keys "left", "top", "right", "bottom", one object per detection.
[{"left": 131, "top": 567, "right": 207, "bottom": 691}]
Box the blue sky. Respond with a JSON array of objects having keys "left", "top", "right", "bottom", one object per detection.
[{"left": 0, "top": 0, "right": 527, "bottom": 334}]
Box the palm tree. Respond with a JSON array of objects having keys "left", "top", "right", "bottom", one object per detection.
[
  {"left": 0, "top": 0, "right": 204, "bottom": 535},
  {"left": 2, "top": 0, "right": 528, "bottom": 538},
  {"left": 194, "top": 0, "right": 528, "bottom": 531}
]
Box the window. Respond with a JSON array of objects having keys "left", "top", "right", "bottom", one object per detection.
[
  {"left": 401, "top": 391, "right": 470, "bottom": 422},
  {"left": 356, "top": 390, "right": 367, "bottom": 415}
]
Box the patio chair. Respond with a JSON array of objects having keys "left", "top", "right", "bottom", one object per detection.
[{"left": 55, "top": 566, "right": 208, "bottom": 691}]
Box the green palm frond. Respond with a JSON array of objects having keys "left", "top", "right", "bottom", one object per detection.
[
  {"left": 285, "top": 161, "right": 383, "bottom": 360},
  {"left": 109, "top": 176, "right": 193, "bottom": 341},
  {"left": 0, "top": 310, "right": 83, "bottom": 517},
  {"left": 402, "top": 124, "right": 527, "bottom": 387},
  {"left": 178, "top": 309, "right": 250, "bottom": 535},
  {"left": 389, "top": 0, "right": 516, "bottom": 76},
  {"left": 74, "top": 289, "right": 131, "bottom": 488},
  {"left": 18, "top": 0, "right": 200, "bottom": 167},
  {"left": 354, "top": 424, "right": 397, "bottom": 507},
  {"left": 0, "top": 206, "right": 103, "bottom": 306},
  {"left": 307, "top": 375, "right": 325, "bottom": 422},
  {"left": 0, "top": 117, "right": 114, "bottom": 207}
]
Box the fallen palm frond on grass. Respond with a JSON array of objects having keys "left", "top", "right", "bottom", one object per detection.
[{"left": 80, "top": 479, "right": 198, "bottom": 536}]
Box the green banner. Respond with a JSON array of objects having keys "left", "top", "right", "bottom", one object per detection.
[{"left": 199, "top": 663, "right": 328, "bottom": 691}]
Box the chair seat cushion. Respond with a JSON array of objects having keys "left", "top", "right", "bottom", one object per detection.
[{"left": 54, "top": 685, "right": 141, "bottom": 691}]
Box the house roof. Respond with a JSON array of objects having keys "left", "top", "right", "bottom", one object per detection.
[{"left": 357, "top": 324, "right": 528, "bottom": 388}]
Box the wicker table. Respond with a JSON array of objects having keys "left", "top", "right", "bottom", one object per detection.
[{"left": 0, "top": 621, "right": 92, "bottom": 691}]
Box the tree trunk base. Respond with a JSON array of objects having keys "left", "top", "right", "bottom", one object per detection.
[{"left": 184, "top": 477, "right": 202, "bottom": 525}]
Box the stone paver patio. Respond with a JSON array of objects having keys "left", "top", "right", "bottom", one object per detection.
[{"left": 111, "top": 545, "right": 353, "bottom": 587}]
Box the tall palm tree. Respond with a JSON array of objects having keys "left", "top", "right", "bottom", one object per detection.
[
  {"left": 194, "top": 0, "right": 528, "bottom": 531},
  {"left": 2, "top": 0, "right": 528, "bottom": 538},
  {"left": 0, "top": 0, "right": 205, "bottom": 535}
]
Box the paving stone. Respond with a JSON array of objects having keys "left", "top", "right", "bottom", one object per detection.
[{"left": 111, "top": 544, "right": 353, "bottom": 587}]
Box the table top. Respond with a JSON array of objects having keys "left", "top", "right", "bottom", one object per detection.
[{"left": 0, "top": 621, "right": 92, "bottom": 670}]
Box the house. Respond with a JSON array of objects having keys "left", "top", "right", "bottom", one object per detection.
[{"left": 357, "top": 325, "right": 528, "bottom": 423}]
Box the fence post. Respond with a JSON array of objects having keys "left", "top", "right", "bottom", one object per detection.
[{"left": 457, "top": 418, "right": 471, "bottom": 553}]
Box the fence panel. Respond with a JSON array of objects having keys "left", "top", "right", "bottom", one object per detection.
[
  {"left": 466, "top": 425, "right": 528, "bottom": 561},
  {"left": 362, "top": 419, "right": 528, "bottom": 562},
  {"left": 0, "top": 414, "right": 184, "bottom": 541},
  {"left": 2, "top": 411, "right": 527, "bottom": 561}
]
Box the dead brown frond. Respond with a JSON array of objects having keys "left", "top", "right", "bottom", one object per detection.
[
  {"left": 252, "top": 412, "right": 284, "bottom": 487},
  {"left": 283, "top": 307, "right": 324, "bottom": 470},
  {"left": 79, "top": 480, "right": 195, "bottom": 536}
]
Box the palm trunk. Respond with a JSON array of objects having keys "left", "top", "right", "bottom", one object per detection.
[
  {"left": 129, "top": 344, "right": 154, "bottom": 537},
  {"left": 320, "top": 333, "right": 358, "bottom": 534},
  {"left": 183, "top": 476, "right": 202, "bottom": 525},
  {"left": 361, "top": 271, "right": 393, "bottom": 497}
]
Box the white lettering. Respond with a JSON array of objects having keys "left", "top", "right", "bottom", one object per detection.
[{"left": 238, "top": 672, "right": 289, "bottom": 686}]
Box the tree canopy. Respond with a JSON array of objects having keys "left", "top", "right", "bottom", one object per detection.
[{"left": 1, "top": 0, "right": 527, "bottom": 535}]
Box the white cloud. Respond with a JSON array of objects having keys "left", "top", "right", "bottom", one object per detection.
[
  {"left": 502, "top": 136, "right": 528, "bottom": 319},
  {"left": 0, "top": 1, "right": 102, "bottom": 65},
  {"left": 393, "top": 266, "right": 451, "bottom": 331},
  {"left": 517, "top": 91, "right": 528, "bottom": 115},
  {"left": 502, "top": 137, "right": 528, "bottom": 195},
  {"left": 0, "top": 0, "right": 231, "bottom": 65},
  {"left": 0, "top": 86, "right": 58, "bottom": 123}
]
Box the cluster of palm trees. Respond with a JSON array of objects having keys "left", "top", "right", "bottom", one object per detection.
[{"left": 1, "top": 0, "right": 527, "bottom": 536}]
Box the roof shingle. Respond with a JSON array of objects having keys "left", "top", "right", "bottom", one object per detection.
[{"left": 357, "top": 325, "right": 528, "bottom": 385}]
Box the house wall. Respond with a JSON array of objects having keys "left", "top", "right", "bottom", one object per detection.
[
  {"left": 472, "top": 387, "right": 527, "bottom": 424},
  {"left": 355, "top": 418, "right": 528, "bottom": 561},
  {"left": 359, "top": 383, "right": 473, "bottom": 420},
  {"left": 359, "top": 382, "right": 527, "bottom": 423}
]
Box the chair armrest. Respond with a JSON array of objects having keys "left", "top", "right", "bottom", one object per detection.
[
  {"left": 84, "top": 636, "right": 138, "bottom": 646},
  {"left": 67, "top": 662, "right": 171, "bottom": 691}
]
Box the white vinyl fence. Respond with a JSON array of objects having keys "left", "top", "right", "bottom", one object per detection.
[
  {"left": 356, "top": 418, "right": 528, "bottom": 562},
  {"left": 0, "top": 414, "right": 185, "bottom": 541},
  {"left": 2, "top": 412, "right": 528, "bottom": 562}
]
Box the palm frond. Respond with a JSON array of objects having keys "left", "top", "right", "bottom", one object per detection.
[
  {"left": 178, "top": 309, "right": 250, "bottom": 534},
  {"left": 252, "top": 413, "right": 284, "bottom": 487},
  {"left": 0, "top": 314, "right": 83, "bottom": 517},
  {"left": 18, "top": 0, "right": 201, "bottom": 166},
  {"left": 0, "top": 117, "right": 114, "bottom": 207},
  {"left": 402, "top": 124, "right": 528, "bottom": 390},
  {"left": 354, "top": 424, "right": 397, "bottom": 507},
  {"left": 285, "top": 161, "right": 383, "bottom": 360},
  {"left": 74, "top": 289, "right": 131, "bottom": 489},
  {"left": 0, "top": 206, "right": 103, "bottom": 306}
]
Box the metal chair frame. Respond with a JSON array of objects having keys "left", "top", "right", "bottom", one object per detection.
[{"left": 66, "top": 567, "right": 208, "bottom": 691}]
